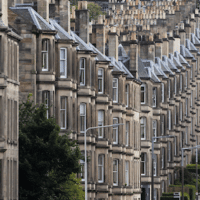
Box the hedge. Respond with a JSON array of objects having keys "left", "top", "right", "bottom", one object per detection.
[
  {"left": 161, "top": 192, "right": 189, "bottom": 200},
  {"left": 185, "top": 185, "right": 196, "bottom": 200},
  {"left": 186, "top": 164, "right": 200, "bottom": 173}
]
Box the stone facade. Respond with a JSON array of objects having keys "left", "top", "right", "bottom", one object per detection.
[{"left": 1, "top": 0, "right": 200, "bottom": 199}]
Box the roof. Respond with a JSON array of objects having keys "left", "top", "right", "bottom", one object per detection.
[{"left": 9, "top": 7, "right": 54, "bottom": 31}]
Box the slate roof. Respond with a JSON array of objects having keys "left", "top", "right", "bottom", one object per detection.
[
  {"left": 10, "top": 7, "right": 54, "bottom": 31},
  {"left": 186, "top": 39, "right": 198, "bottom": 52},
  {"left": 191, "top": 33, "right": 200, "bottom": 45},
  {"left": 49, "top": 19, "right": 73, "bottom": 40},
  {"left": 180, "top": 45, "right": 194, "bottom": 58}
]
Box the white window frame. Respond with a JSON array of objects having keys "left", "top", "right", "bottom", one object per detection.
[
  {"left": 113, "top": 78, "right": 118, "bottom": 103},
  {"left": 174, "top": 77, "right": 177, "bottom": 95},
  {"left": 98, "top": 155, "right": 104, "bottom": 183},
  {"left": 125, "top": 84, "right": 129, "bottom": 107},
  {"left": 140, "top": 117, "right": 146, "bottom": 140},
  {"left": 43, "top": 91, "right": 49, "bottom": 119},
  {"left": 180, "top": 74, "right": 182, "bottom": 91},
  {"left": 42, "top": 39, "right": 48, "bottom": 71},
  {"left": 60, "top": 48, "right": 67, "bottom": 78},
  {"left": 125, "top": 161, "right": 129, "bottom": 186},
  {"left": 152, "top": 87, "right": 157, "bottom": 107},
  {"left": 60, "top": 97, "right": 67, "bottom": 129},
  {"left": 161, "top": 83, "right": 164, "bottom": 103},
  {"left": 168, "top": 80, "right": 171, "bottom": 99},
  {"left": 98, "top": 110, "right": 104, "bottom": 138},
  {"left": 125, "top": 121, "right": 129, "bottom": 146},
  {"left": 98, "top": 68, "right": 104, "bottom": 94},
  {"left": 168, "top": 142, "right": 171, "bottom": 162},
  {"left": 113, "top": 118, "right": 119, "bottom": 144},
  {"left": 141, "top": 84, "right": 146, "bottom": 104},
  {"left": 80, "top": 58, "right": 86, "bottom": 86},
  {"left": 161, "top": 147, "right": 165, "bottom": 169},
  {"left": 141, "top": 153, "right": 146, "bottom": 175},
  {"left": 80, "top": 159, "right": 85, "bottom": 181},
  {"left": 168, "top": 110, "right": 171, "bottom": 130},
  {"left": 153, "top": 154, "right": 157, "bottom": 176},
  {"left": 80, "top": 103, "right": 86, "bottom": 133},
  {"left": 113, "top": 159, "right": 118, "bottom": 186},
  {"left": 153, "top": 120, "right": 157, "bottom": 142}
]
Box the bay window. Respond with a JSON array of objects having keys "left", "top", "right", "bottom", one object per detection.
[
  {"left": 140, "top": 117, "right": 146, "bottom": 140},
  {"left": 113, "top": 159, "right": 118, "bottom": 186},
  {"left": 80, "top": 103, "right": 86, "bottom": 133},
  {"left": 98, "top": 68, "right": 104, "bottom": 93},
  {"left": 98, "top": 110, "right": 104, "bottom": 138},
  {"left": 80, "top": 58, "right": 86, "bottom": 85},
  {"left": 113, "top": 118, "right": 119, "bottom": 144},
  {"left": 60, "top": 48, "right": 67, "bottom": 78},
  {"left": 60, "top": 97, "right": 67, "bottom": 129},
  {"left": 42, "top": 39, "right": 49, "bottom": 71},
  {"left": 98, "top": 155, "right": 104, "bottom": 183},
  {"left": 113, "top": 78, "right": 118, "bottom": 103}
]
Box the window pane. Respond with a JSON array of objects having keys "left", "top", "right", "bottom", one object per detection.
[{"left": 60, "top": 49, "right": 65, "bottom": 60}]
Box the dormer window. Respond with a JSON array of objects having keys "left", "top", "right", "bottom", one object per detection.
[
  {"left": 60, "top": 48, "right": 67, "bottom": 78},
  {"left": 42, "top": 39, "right": 49, "bottom": 71},
  {"left": 80, "top": 58, "right": 86, "bottom": 86}
]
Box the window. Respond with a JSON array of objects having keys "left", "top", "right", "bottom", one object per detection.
[
  {"left": 152, "top": 87, "right": 156, "bottom": 107},
  {"left": 125, "top": 161, "right": 129, "bottom": 186},
  {"left": 113, "top": 78, "right": 118, "bottom": 103},
  {"left": 168, "top": 79, "right": 171, "bottom": 98},
  {"left": 174, "top": 137, "right": 177, "bottom": 156},
  {"left": 153, "top": 154, "right": 157, "bottom": 176},
  {"left": 98, "top": 111, "right": 104, "bottom": 138},
  {"left": 113, "top": 118, "right": 119, "bottom": 144},
  {"left": 175, "top": 106, "right": 177, "bottom": 125},
  {"left": 113, "top": 160, "right": 118, "bottom": 186},
  {"left": 180, "top": 74, "right": 182, "bottom": 91},
  {"left": 174, "top": 77, "right": 177, "bottom": 95},
  {"left": 153, "top": 120, "right": 157, "bottom": 142},
  {"left": 43, "top": 91, "right": 49, "bottom": 119},
  {"left": 168, "top": 110, "right": 171, "bottom": 130},
  {"left": 186, "top": 98, "right": 188, "bottom": 116},
  {"left": 125, "top": 121, "right": 129, "bottom": 146},
  {"left": 191, "top": 117, "right": 193, "bottom": 135},
  {"left": 185, "top": 127, "right": 188, "bottom": 144},
  {"left": 168, "top": 142, "right": 172, "bottom": 161},
  {"left": 60, "top": 97, "right": 67, "bottom": 129},
  {"left": 161, "top": 83, "right": 164, "bottom": 103},
  {"left": 191, "top": 90, "right": 193, "bottom": 107},
  {"left": 191, "top": 67, "right": 193, "bottom": 79},
  {"left": 80, "top": 103, "right": 86, "bottom": 133},
  {"left": 168, "top": 173, "right": 172, "bottom": 185},
  {"left": 141, "top": 84, "right": 146, "bottom": 104},
  {"left": 154, "top": 189, "right": 157, "bottom": 200},
  {"left": 161, "top": 115, "right": 165, "bottom": 135},
  {"left": 185, "top": 71, "right": 188, "bottom": 88},
  {"left": 180, "top": 102, "right": 183, "bottom": 121},
  {"left": 42, "top": 39, "right": 49, "bottom": 71},
  {"left": 80, "top": 58, "right": 86, "bottom": 85},
  {"left": 140, "top": 117, "right": 146, "bottom": 140},
  {"left": 98, "top": 155, "right": 104, "bottom": 183},
  {"left": 60, "top": 48, "right": 67, "bottom": 78},
  {"left": 161, "top": 147, "right": 165, "bottom": 169},
  {"left": 98, "top": 68, "right": 104, "bottom": 93},
  {"left": 125, "top": 84, "right": 129, "bottom": 107},
  {"left": 80, "top": 159, "right": 85, "bottom": 181},
  {"left": 161, "top": 181, "right": 165, "bottom": 194},
  {"left": 141, "top": 153, "right": 146, "bottom": 175}
]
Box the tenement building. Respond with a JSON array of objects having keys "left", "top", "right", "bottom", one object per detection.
[{"left": 1, "top": 0, "right": 200, "bottom": 199}]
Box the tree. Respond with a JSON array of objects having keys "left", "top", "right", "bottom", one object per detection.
[
  {"left": 88, "top": 3, "right": 105, "bottom": 21},
  {"left": 19, "top": 94, "right": 84, "bottom": 200}
]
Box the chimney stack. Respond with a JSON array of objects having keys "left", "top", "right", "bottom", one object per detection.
[
  {"left": 179, "top": 22, "right": 186, "bottom": 46},
  {"left": 155, "top": 34, "right": 163, "bottom": 59},
  {"left": 108, "top": 26, "right": 118, "bottom": 61},
  {"left": 75, "top": 1, "right": 89, "bottom": 44},
  {"left": 37, "top": 0, "right": 49, "bottom": 22},
  {"left": 59, "top": 0, "right": 70, "bottom": 33},
  {"left": 129, "top": 32, "right": 138, "bottom": 79}
]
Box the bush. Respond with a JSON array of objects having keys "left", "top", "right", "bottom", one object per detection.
[
  {"left": 161, "top": 192, "right": 189, "bottom": 200},
  {"left": 186, "top": 164, "right": 200, "bottom": 174},
  {"left": 185, "top": 185, "right": 196, "bottom": 200},
  {"left": 162, "top": 193, "right": 174, "bottom": 196}
]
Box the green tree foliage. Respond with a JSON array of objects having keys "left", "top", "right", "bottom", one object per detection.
[
  {"left": 88, "top": 3, "right": 105, "bottom": 21},
  {"left": 19, "top": 94, "right": 84, "bottom": 200}
]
